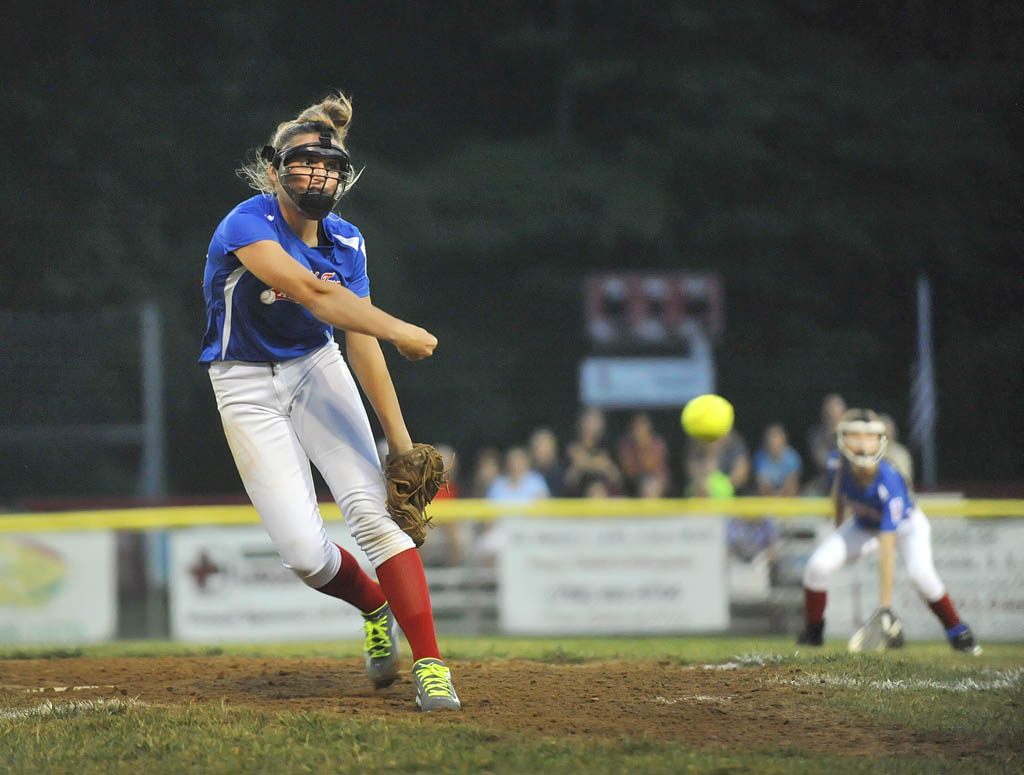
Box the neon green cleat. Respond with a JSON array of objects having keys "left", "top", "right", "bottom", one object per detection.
[
  {"left": 362, "top": 602, "right": 400, "bottom": 689},
  {"left": 412, "top": 657, "right": 462, "bottom": 711}
]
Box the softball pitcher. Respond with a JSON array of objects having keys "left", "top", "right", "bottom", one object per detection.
[
  {"left": 199, "top": 91, "right": 460, "bottom": 710},
  {"left": 797, "top": 409, "right": 980, "bottom": 653}
]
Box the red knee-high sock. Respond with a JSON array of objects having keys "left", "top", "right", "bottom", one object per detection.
[
  {"left": 375, "top": 548, "right": 440, "bottom": 662},
  {"left": 315, "top": 544, "right": 387, "bottom": 614},
  {"left": 804, "top": 588, "right": 827, "bottom": 625},
  {"left": 928, "top": 593, "right": 960, "bottom": 629}
]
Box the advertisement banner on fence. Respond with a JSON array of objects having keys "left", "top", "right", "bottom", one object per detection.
[
  {"left": 169, "top": 525, "right": 370, "bottom": 642},
  {"left": 497, "top": 516, "right": 728, "bottom": 634},
  {"left": 824, "top": 518, "right": 1024, "bottom": 640},
  {"left": 0, "top": 531, "right": 116, "bottom": 644}
]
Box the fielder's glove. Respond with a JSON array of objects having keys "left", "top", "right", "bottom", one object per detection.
[
  {"left": 848, "top": 607, "right": 905, "bottom": 653},
  {"left": 384, "top": 443, "right": 449, "bottom": 547}
]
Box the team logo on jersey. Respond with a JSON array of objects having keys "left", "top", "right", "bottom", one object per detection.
[{"left": 259, "top": 272, "right": 342, "bottom": 305}]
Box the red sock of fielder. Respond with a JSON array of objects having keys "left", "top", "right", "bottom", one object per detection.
[
  {"left": 315, "top": 544, "right": 387, "bottom": 614},
  {"left": 804, "top": 588, "right": 827, "bottom": 624},
  {"left": 928, "top": 593, "right": 961, "bottom": 629},
  {"left": 375, "top": 548, "right": 441, "bottom": 662}
]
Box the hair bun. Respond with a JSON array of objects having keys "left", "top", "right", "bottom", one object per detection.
[{"left": 296, "top": 92, "right": 353, "bottom": 140}]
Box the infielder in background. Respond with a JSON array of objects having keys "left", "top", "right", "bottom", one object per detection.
[
  {"left": 797, "top": 409, "right": 980, "bottom": 653},
  {"left": 199, "top": 92, "right": 460, "bottom": 710}
]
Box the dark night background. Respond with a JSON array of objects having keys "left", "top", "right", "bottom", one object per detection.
[{"left": 2, "top": 1, "right": 1022, "bottom": 504}]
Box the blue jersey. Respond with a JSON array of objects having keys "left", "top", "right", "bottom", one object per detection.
[
  {"left": 825, "top": 450, "right": 914, "bottom": 531},
  {"left": 199, "top": 194, "right": 370, "bottom": 363}
]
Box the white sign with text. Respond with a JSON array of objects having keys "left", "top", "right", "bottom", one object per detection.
[
  {"left": 497, "top": 517, "right": 728, "bottom": 634},
  {"left": 579, "top": 357, "right": 714, "bottom": 408},
  {"left": 169, "top": 525, "right": 371, "bottom": 642}
]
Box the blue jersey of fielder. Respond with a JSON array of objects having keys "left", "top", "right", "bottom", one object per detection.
[
  {"left": 825, "top": 450, "right": 914, "bottom": 532},
  {"left": 199, "top": 194, "right": 369, "bottom": 363}
]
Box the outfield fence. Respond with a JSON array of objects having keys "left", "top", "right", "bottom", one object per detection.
[{"left": 1, "top": 497, "right": 1022, "bottom": 645}]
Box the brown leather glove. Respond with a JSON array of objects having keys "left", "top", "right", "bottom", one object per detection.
[{"left": 383, "top": 443, "right": 449, "bottom": 547}]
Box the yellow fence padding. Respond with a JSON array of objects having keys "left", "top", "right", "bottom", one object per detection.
[{"left": 0, "top": 497, "right": 1021, "bottom": 533}]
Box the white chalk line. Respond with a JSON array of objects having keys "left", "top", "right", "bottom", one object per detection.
[
  {"left": 655, "top": 695, "right": 734, "bottom": 705},
  {"left": 779, "top": 666, "right": 1024, "bottom": 692},
  {"left": 0, "top": 684, "right": 118, "bottom": 694},
  {"left": 660, "top": 657, "right": 1021, "bottom": 702},
  {"left": 0, "top": 697, "right": 147, "bottom": 721},
  {"left": 679, "top": 663, "right": 743, "bottom": 672},
  {"left": 677, "top": 653, "right": 785, "bottom": 671}
]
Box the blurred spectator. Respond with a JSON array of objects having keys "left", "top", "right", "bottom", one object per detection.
[
  {"left": 803, "top": 393, "right": 847, "bottom": 495},
  {"left": 563, "top": 407, "right": 623, "bottom": 496},
  {"left": 432, "top": 443, "right": 460, "bottom": 499},
  {"left": 684, "top": 429, "right": 750, "bottom": 497},
  {"left": 637, "top": 473, "right": 670, "bottom": 498},
  {"left": 616, "top": 412, "right": 671, "bottom": 496},
  {"left": 725, "top": 513, "right": 780, "bottom": 606},
  {"left": 581, "top": 474, "right": 613, "bottom": 499},
  {"left": 727, "top": 516, "right": 780, "bottom": 563},
  {"left": 468, "top": 447, "right": 502, "bottom": 498},
  {"left": 486, "top": 446, "right": 551, "bottom": 502},
  {"left": 685, "top": 465, "right": 734, "bottom": 497},
  {"left": 528, "top": 426, "right": 565, "bottom": 496},
  {"left": 753, "top": 423, "right": 802, "bottom": 496},
  {"left": 879, "top": 413, "right": 914, "bottom": 489},
  {"left": 720, "top": 430, "right": 751, "bottom": 493}
]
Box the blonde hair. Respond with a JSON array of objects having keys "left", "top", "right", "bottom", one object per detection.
[{"left": 237, "top": 91, "right": 356, "bottom": 194}]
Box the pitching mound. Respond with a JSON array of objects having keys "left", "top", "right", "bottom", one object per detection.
[{"left": 0, "top": 656, "right": 994, "bottom": 759}]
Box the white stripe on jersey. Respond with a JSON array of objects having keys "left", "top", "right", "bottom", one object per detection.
[
  {"left": 221, "top": 266, "right": 249, "bottom": 359},
  {"left": 333, "top": 234, "right": 363, "bottom": 253}
]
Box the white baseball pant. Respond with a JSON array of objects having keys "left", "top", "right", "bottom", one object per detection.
[
  {"left": 802, "top": 507, "right": 945, "bottom": 602},
  {"left": 208, "top": 342, "right": 415, "bottom": 587}
]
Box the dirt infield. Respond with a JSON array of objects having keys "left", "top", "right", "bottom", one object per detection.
[{"left": 0, "top": 656, "right": 996, "bottom": 759}]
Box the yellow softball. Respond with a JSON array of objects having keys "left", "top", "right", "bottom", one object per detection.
[{"left": 681, "top": 394, "right": 735, "bottom": 442}]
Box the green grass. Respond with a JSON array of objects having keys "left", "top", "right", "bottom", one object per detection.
[
  {"left": 3, "top": 702, "right": 1020, "bottom": 775},
  {"left": 5, "top": 635, "right": 1022, "bottom": 665},
  {"left": 2, "top": 637, "right": 1022, "bottom": 775},
  {"left": 3, "top": 703, "right": 1015, "bottom": 775}
]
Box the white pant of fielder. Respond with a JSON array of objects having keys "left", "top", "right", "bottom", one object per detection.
[
  {"left": 802, "top": 507, "right": 946, "bottom": 603},
  {"left": 208, "top": 342, "right": 415, "bottom": 587}
]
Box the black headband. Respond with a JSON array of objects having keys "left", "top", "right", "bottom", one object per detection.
[{"left": 260, "top": 132, "right": 350, "bottom": 169}]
